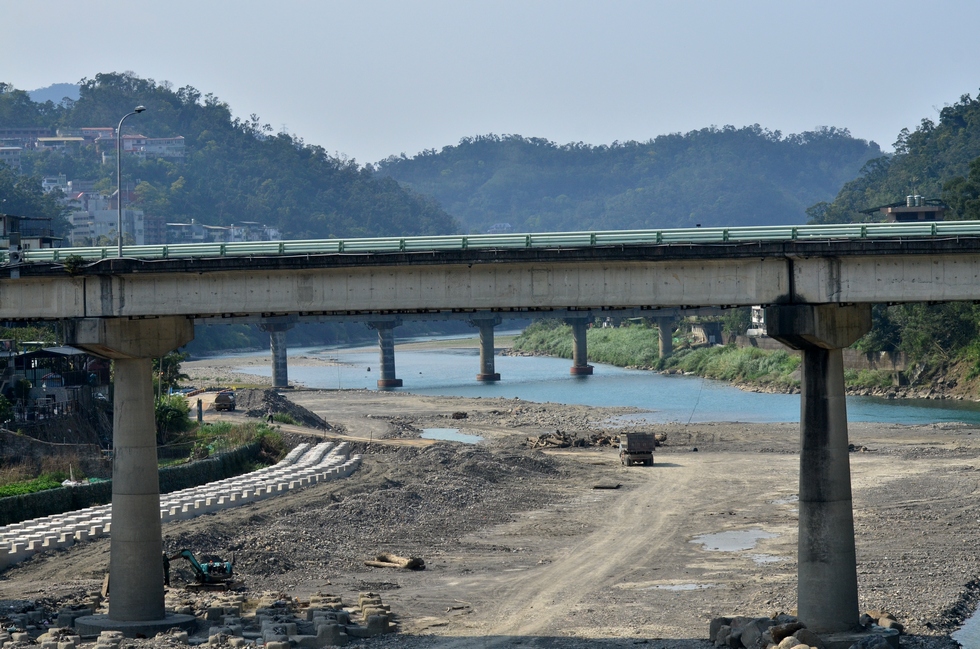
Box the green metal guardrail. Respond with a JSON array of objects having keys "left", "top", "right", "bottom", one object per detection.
[{"left": 8, "top": 220, "right": 980, "bottom": 264}]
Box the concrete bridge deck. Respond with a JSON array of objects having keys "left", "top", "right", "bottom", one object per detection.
[{"left": 4, "top": 220, "right": 979, "bottom": 636}]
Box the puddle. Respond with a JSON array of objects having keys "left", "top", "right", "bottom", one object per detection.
[
  {"left": 769, "top": 495, "right": 799, "bottom": 505},
  {"left": 649, "top": 583, "right": 716, "bottom": 591},
  {"left": 749, "top": 554, "right": 785, "bottom": 564},
  {"left": 691, "top": 528, "right": 778, "bottom": 552},
  {"left": 953, "top": 608, "right": 980, "bottom": 647},
  {"left": 421, "top": 428, "right": 484, "bottom": 444}
]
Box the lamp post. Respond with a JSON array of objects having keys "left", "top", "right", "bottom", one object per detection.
[{"left": 116, "top": 105, "right": 145, "bottom": 257}]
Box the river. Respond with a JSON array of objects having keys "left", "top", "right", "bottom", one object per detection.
[{"left": 231, "top": 333, "right": 980, "bottom": 425}]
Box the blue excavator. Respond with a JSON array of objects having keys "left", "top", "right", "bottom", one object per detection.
[{"left": 164, "top": 549, "right": 235, "bottom": 590}]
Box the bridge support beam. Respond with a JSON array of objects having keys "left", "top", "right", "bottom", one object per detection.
[
  {"left": 766, "top": 304, "right": 871, "bottom": 633},
  {"left": 259, "top": 322, "right": 294, "bottom": 388},
  {"left": 65, "top": 317, "right": 194, "bottom": 623},
  {"left": 566, "top": 317, "right": 593, "bottom": 375},
  {"left": 471, "top": 316, "right": 502, "bottom": 381},
  {"left": 657, "top": 317, "right": 675, "bottom": 359},
  {"left": 369, "top": 320, "right": 402, "bottom": 388}
]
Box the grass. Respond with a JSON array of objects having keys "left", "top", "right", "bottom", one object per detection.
[
  {"left": 843, "top": 369, "right": 896, "bottom": 390},
  {"left": 664, "top": 345, "right": 801, "bottom": 387},
  {"left": 271, "top": 413, "right": 299, "bottom": 425},
  {"left": 0, "top": 474, "right": 66, "bottom": 498}
]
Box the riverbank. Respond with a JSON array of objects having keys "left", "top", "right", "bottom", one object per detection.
[
  {"left": 0, "top": 389, "right": 977, "bottom": 648},
  {"left": 509, "top": 323, "right": 980, "bottom": 403}
]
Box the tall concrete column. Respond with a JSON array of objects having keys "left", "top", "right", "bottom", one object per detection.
[
  {"left": 259, "top": 321, "right": 295, "bottom": 388},
  {"left": 567, "top": 317, "right": 593, "bottom": 375},
  {"left": 471, "top": 317, "right": 502, "bottom": 381},
  {"left": 767, "top": 304, "right": 871, "bottom": 633},
  {"left": 65, "top": 317, "right": 195, "bottom": 631},
  {"left": 657, "top": 317, "right": 674, "bottom": 359},
  {"left": 369, "top": 321, "right": 402, "bottom": 388}
]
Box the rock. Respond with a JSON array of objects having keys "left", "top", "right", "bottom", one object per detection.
[
  {"left": 710, "top": 618, "right": 733, "bottom": 642},
  {"left": 793, "top": 629, "right": 825, "bottom": 649},
  {"left": 777, "top": 637, "right": 803, "bottom": 649},
  {"left": 859, "top": 613, "right": 874, "bottom": 627},
  {"left": 740, "top": 618, "right": 776, "bottom": 649},
  {"left": 876, "top": 618, "right": 904, "bottom": 634},
  {"left": 715, "top": 624, "right": 731, "bottom": 647},
  {"left": 770, "top": 622, "right": 805, "bottom": 643}
]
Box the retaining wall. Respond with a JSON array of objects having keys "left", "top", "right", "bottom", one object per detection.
[{"left": 0, "top": 442, "right": 261, "bottom": 526}]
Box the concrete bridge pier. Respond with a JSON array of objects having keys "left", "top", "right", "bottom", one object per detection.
[
  {"left": 369, "top": 320, "right": 402, "bottom": 388},
  {"left": 766, "top": 304, "right": 871, "bottom": 634},
  {"left": 656, "top": 317, "right": 675, "bottom": 359},
  {"left": 566, "top": 317, "right": 593, "bottom": 375},
  {"left": 259, "top": 322, "right": 294, "bottom": 388},
  {"left": 65, "top": 316, "right": 195, "bottom": 633},
  {"left": 471, "top": 316, "right": 502, "bottom": 381}
]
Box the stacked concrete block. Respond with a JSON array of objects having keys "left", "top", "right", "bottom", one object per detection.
[{"left": 0, "top": 441, "right": 361, "bottom": 571}]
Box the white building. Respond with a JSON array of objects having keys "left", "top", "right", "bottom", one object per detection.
[
  {"left": 0, "top": 146, "right": 22, "bottom": 171},
  {"left": 68, "top": 209, "right": 144, "bottom": 246}
]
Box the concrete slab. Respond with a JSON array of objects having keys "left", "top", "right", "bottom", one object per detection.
[{"left": 73, "top": 614, "right": 197, "bottom": 639}]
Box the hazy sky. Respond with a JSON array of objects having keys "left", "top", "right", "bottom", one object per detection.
[{"left": 4, "top": 0, "right": 979, "bottom": 163}]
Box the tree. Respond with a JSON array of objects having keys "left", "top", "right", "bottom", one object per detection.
[
  {"left": 943, "top": 156, "right": 980, "bottom": 220},
  {"left": 154, "top": 394, "right": 190, "bottom": 444},
  {"left": 153, "top": 351, "right": 190, "bottom": 393}
]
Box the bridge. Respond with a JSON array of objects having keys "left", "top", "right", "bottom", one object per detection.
[{"left": 5, "top": 219, "right": 980, "bottom": 636}]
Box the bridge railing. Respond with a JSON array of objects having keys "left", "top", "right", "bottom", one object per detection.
[{"left": 9, "top": 220, "right": 980, "bottom": 264}]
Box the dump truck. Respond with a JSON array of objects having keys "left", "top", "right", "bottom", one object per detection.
[{"left": 619, "top": 432, "right": 655, "bottom": 466}]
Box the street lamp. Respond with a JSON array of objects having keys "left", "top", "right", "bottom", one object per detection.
[{"left": 116, "top": 105, "right": 145, "bottom": 257}]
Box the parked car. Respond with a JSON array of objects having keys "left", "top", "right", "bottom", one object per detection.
[{"left": 214, "top": 391, "right": 236, "bottom": 411}]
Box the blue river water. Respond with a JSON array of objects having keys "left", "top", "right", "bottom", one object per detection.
[{"left": 230, "top": 335, "right": 980, "bottom": 425}]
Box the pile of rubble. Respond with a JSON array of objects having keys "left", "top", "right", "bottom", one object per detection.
[
  {"left": 236, "top": 390, "right": 331, "bottom": 431},
  {"left": 523, "top": 430, "right": 666, "bottom": 450},
  {"left": 709, "top": 611, "right": 903, "bottom": 649},
  {"left": 0, "top": 588, "right": 397, "bottom": 648}
]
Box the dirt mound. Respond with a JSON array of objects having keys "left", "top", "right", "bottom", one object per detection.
[{"left": 236, "top": 389, "right": 331, "bottom": 429}]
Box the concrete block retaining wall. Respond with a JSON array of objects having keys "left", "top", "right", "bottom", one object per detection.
[{"left": 0, "top": 442, "right": 360, "bottom": 571}]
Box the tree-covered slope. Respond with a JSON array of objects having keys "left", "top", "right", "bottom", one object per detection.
[
  {"left": 809, "top": 91, "right": 980, "bottom": 223},
  {"left": 0, "top": 73, "right": 457, "bottom": 238},
  {"left": 374, "top": 126, "right": 880, "bottom": 233}
]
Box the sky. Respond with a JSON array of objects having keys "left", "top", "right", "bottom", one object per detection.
[{"left": 3, "top": 0, "right": 979, "bottom": 164}]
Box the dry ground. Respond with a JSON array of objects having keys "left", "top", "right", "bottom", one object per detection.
[{"left": 1, "top": 389, "right": 977, "bottom": 649}]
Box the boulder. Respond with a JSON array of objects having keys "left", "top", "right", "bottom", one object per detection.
[
  {"left": 877, "top": 618, "right": 903, "bottom": 634},
  {"left": 740, "top": 618, "right": 776, "bottom": 649},
  {"left": 715, "top": 624, "right": 732, "bottom": 647},
  {"left": 793, "top": 629, "right": 825, "bottom": 649},
  {"left": 777, "top": 637, "right": 803, "bottom": 649},
  {"left": 710, "top": 617, "right": 733, "bottom": 642},
  {"left": 771, "top": 622, "right": 805, "bottom": 644}
]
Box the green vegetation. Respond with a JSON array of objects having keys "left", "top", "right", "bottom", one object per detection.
[
  {"left": 271, "top": 412, "right": 298, "bottom": 425},
  {"left": 1, "top": 74, "right": 457, "bottom": 239},
  {"left": 843, "top": 369, "right": 895, "bottom": 390},
  {"left": 376, "top": 127, "right": 880, "bottom": 233},
  {"left": 808, "top": 92, "right": 980, "bottom": 224},
  {"left": 0, "top": 474, "right": 66, "bottom": 498},
  {"left": 663, "top": 346, "right": 800, "bottom": 388},
  {"left": 191, "top": 421, "right": 284, "bottom": 462},
  {"left": 155, "top": 394, "right": 191, "bottom": 442}
]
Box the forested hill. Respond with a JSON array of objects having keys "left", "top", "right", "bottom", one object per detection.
[
  {"left": 810, "top": 91, "right": 980, "bottom": 224},
  {"left": 0, "top": 73, "right": 457, "bottom": 238},
  {"left": 373, "top": 126, "right": 880, "bottom": 233}
]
